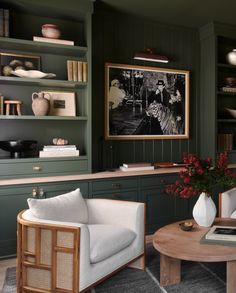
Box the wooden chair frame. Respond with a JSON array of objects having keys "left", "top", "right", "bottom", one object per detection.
[{"left": 17, "top": 204, "right": 146, "bottom": 293}]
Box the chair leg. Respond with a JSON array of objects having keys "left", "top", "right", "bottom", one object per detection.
[{"left": 127, "top": 254, "right": 145, "bottom": 270}]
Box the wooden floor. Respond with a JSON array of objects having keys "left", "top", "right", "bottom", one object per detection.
[{"left": 0, "top": 235, "right": 153, "bottom": 290}]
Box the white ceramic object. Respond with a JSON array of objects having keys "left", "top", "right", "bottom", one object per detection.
[
  {"left": 11, "top": 69, "right": 56, "bottom": 79},
  {"left": 225, "top": 107, "right": 236, "bottom": 118},
  {"left": 192, "top": 192, "right": 216, "bottom": 227},
  {"left": 41, "top": 24, "right": 61, "bottom": 39},
  {"left": 226, "top": 49, "right": 236, "bottom": 65}
]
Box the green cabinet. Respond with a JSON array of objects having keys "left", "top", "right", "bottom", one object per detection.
[
  {"left": 0, "top": 0, "right": 93, "bottom": 178},
  {"left": 200, "top": 22, "right": 236, "bottom": 161},
  {"left": 91, "top": 177, "right": 138, "bottom": 201},
  {"left": 0, "top": 171, "right": 192, "bottom": 259},
  {"left": 140, "top": 174, "right": 189, "bottom": 234},
  {"left": 0, "top": 180, "right": 89, "bottom": 258}
]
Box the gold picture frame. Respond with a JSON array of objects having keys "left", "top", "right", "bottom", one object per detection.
[{"left": 105, "top": 63, "right": 190, "bottom": 140}]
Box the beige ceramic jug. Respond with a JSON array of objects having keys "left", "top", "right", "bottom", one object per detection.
[{"left": 32, "top": 92, "right": 51, "bottom": 116}]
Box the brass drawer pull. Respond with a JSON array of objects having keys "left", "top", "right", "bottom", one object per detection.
[
  {"left": 33, "top": 166, "right": 42, "bottom": 171},
  {"left": 112, "top": 183, "right": 121, "bottom": 189}
]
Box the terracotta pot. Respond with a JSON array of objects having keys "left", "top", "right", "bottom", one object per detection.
[
  {"left": 32, "top": 92, "right": 50, "bottom": 116},
  {"left": 41, "top": 24, "right": 61, "bottom": 39}
]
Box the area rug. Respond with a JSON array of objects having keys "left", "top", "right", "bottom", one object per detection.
[{"left": 1, "top": 245, "right": 226, "bottom": 293}]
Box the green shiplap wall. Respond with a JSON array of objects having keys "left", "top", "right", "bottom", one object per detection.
[{"left": 92, "top": 3, "right": 200, "bottom": 171}]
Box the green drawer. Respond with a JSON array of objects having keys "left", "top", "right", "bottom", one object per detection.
[
  {"left": 0, "top": 157, "right": 88, "bottom": 178},
  {"left": 141, "top": 174, "right": 178, "bottom": 188},
  {"left": 92, "top": 178, "right": 138, "bottom": 192},
  {"left": 92, "top": 190, "right": 137, "bottom": 201}
]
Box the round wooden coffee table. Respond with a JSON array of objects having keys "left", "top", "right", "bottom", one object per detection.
[{"left": 153, "top": 218, "right": 236, "bottom": 293}]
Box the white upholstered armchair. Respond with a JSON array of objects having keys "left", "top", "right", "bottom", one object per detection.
[
  {"left": 219, "top": 187, "right": 236, "bottom": 218},
  {"left": 17, "top": 189, "right": 145, "bottom": 293}
]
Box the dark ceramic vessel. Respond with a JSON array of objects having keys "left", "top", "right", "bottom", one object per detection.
[{"left": 0, "top": 140, "right": 37, "bottom": 158}]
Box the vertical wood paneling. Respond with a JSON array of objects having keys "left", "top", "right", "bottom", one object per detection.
[{"left": 92, "top": 3, "right": 199, "bottom": 170}]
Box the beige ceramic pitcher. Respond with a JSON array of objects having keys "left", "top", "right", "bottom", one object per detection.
[{"left": 32, "top": 92, "right": 51, "bottom": 116}]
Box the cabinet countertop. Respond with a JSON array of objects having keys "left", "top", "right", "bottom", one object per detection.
[
  {"left": 0, "top": 167, "right": 184, "bottom": 186},
  {"left": 1, "top": 164, "right": 236, "bottom": 186}
]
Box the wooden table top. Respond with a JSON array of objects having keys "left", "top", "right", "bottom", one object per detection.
[{"left": 153, "top": 218, "right": 236, "bottom": 262}]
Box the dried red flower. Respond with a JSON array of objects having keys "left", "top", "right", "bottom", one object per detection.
[{"left": 165, "top": 152, "right": 236, "bottom": 198}]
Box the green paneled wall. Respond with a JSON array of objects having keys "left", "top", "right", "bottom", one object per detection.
[{"left": 92, "top": 3, "right": 200, "bottom": 171}]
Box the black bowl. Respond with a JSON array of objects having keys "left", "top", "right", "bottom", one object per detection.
[{"left": 0, "top": 140, "right": 37, "bottom": 158}]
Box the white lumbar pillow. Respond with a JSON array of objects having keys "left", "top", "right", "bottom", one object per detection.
[{"left": 27, "top": 188, "right": 88, "bottom": 223}]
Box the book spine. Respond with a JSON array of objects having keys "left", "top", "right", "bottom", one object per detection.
[
  {"left": 40, "top": 150, "right": 79, "bottom": 157},
  {"left": 0, "top": 9, "right": 4, "bottom": 37},
  {"left": 77, "top": 61, "right": 83, "bottom": 82},
  {"left": 72, "top": 60, "right": 78, "bottom": 82},
  {"left": 67, "top": 60, "right": 73, "bottom": 81},
  {"left": 3, "top": 9, "right": 9, "bottom": 37},
  {"left": 43, "top": 147, "right": 77, "bottom": 151},
  {"left": 0, "top": 94, "right": 4, "bottom": 115},
  {"left": 33, "top": 36, "right": 74, "bottom": 45},
  {"left": 82, "top": 61, "right": 87, "bottom": 82}
]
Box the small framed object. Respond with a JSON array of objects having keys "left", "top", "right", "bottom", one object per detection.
[
  {"left": 42, "top": 91, "right": 76, "bottom": 116},
  {"left": 0, "top": 52, "right": 41, "bottom": 76}
]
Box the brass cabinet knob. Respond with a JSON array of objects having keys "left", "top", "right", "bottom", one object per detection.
[
  {"left": 38, "top": 188, "right": 44, "bottom": 198},
  {"left": 33, "top": 166, "right": 42, "bottom": 171},
  {"left": 32, "top": 188, "right": 37, "bottom": 198}
]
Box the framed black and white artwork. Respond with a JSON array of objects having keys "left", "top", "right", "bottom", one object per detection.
[{"left": 105, "top": 63, "right": 190, "bottom": 140}]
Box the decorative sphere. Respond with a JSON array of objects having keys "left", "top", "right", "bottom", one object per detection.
[
  {"left": 41, "top": 24, "right": 61, "bottom": 39},
  {"left": 226, "top": 49, "right": 236, "bottom": 65}
]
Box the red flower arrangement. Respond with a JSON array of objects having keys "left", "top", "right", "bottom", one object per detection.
[{"left": 165, "top": 152, "right": 236, "bottom": 198}]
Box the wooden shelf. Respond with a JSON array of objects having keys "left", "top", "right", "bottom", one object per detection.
[
  {"left": 217, "top": 91, "right": 236, "bottom": 96},
  {"left": 0, "top": 115, "right": 87, "bottom": 121},
  {"left": 217, "top": 63, "right": 236, "bottom": 70},
  {"left": 0, "top": 76, "right": 87, "bottom": 88},
  {"left": 217, "top": 119, "right": 236, "bottom": 122},
  {"left": 0, "top": 37, "right": 87, "bottom": 57}
]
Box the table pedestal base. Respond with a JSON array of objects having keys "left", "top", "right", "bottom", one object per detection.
[{"left": 160, "top": 254, "right": 181, "bottom": 286}]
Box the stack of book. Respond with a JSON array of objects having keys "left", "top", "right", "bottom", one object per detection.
[
  {"left": 67, "top": 60, "right": 87, "bottom": 82},
  {"left": 120, "top": 162, "right": 154, "bottom": 172},
  {"left": 39, "top": 145, "right": 79, "bottom": 158},
  {"left": 221, "top": 87, "right": 236, "bottom": 93},
  {"left": 0, "top": 9, "right": 9, "bottom": 37},
  {"left": 33, "top": 36, "right": 74, "bottom": 46},
  {"left": 217, "top": 133, "right": 233, "bottom": 151}
]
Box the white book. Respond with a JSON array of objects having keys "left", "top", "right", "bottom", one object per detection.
[
  {"left": 123, "top": 162, "right": 152, "bottom": 168},
  {"left": 43, "top": 145, "right": 76, "bottom": 149},
  {"left": 33, "top": 36, "right": 74, "bottom": 46},
  {"left": 120, "top": 165, "right": 154, "bottom": 172},
  {"left": 39, "top": 150, "right": 79, "bottom": 157},
  {"left": 205, "top": 225, "right": 236, "bottom": 241}
]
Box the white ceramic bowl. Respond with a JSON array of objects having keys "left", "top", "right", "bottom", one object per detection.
[{"left": 225, "top": 107, "right": 236, "bottom": 118}]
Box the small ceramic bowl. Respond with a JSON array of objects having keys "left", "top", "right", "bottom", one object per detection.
[{"left": 179, "top": 221, "right": 193, "bottom": 231}]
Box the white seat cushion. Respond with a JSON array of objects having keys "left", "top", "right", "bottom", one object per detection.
[
  {"left": 231, "top": 210, "right": 236, "bottom": 218},
  {"left": 27, "top": 188, "right": 88, "bottom": 223},
  {"left": 88, "top": 224, "right": 136, "bottom": 264}
]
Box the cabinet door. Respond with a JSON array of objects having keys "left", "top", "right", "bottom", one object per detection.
[
  {"left": 0, "top": 185, "right": 33, "bottom": 258},
  {"left": 141, "top": 187, "right": 176, "bottom": 234}
]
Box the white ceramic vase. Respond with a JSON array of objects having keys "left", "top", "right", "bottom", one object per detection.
[
  {"left": 226, "top": 49, "right": 236, "bottom": 65},
  {"left": 192, "top": 192, "right": 216, "bottom": 227}
]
